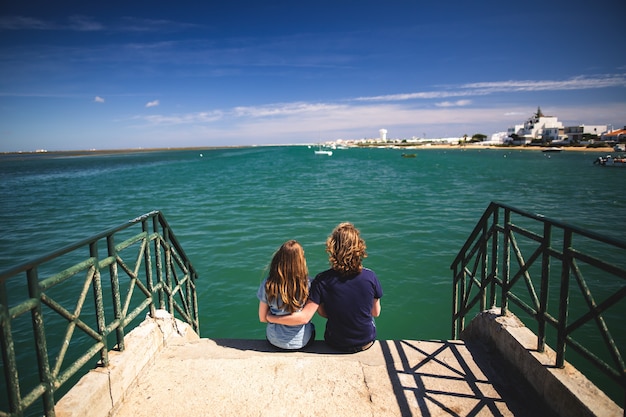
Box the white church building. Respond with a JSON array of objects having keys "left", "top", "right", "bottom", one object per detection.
[{"left": 507, "top": 107, "right": 566, "bottom": 144}]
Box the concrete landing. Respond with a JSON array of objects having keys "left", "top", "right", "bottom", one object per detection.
[
  {"left": 110, "top": 337, "right": 551, "bottom": 417},
  {"left": 55, "top": 310, "right": 621, "bottom": 417}
]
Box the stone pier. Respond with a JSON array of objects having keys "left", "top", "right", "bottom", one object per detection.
[{"left": 54, "top": 310, "right": 622, "bottom": 417}]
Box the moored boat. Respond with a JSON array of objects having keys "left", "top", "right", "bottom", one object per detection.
[
  {"left": 593, "top": 154, "right": 626, "bottom": 167},
  {"left": 314, "top": 144, "right": 332, "bottom": 156},
  {"left": 542, "top": 147, "right": 562, "bottom": 153}
]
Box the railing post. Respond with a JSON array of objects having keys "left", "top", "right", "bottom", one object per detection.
[
  {"left": 537, "top": 222, "right": 552, "bottom": 353},
  {"left": 452, "top": 264, "right": 459, "bottom": 339},
  {"left": 192, "top": 270, "right": 199, "bottom": 335},
  {"left": 556, "top": 229, "right": 573, "bottom": 368},
  {"left": 89, "top": 242, "right": 109, "bottom": 367},
  {"left": 459, "top": 264, "right": 466, "bottom": 334},
  {"left": 162, "top": 225, "right": 174, "bottom": 316},
  {"left": 489, "top": 208, "right": 499, "bottom": 308},
  {"left": 480, "top": 219, "right": 488, "bottom": 311},
  {"left": 153, "top": 215, "right": 165, "bottom": 310},
  {"left": 501, "top": 208, "right": 511, "bottom": 315},
  {"left": 107, "top": 234, "right": 125, "bottom": 351},
  {"left": 0, "top": 280, "right": 21, "bottom": 416},
  {"left": 27, "top": 267, "right": 55, "bottom": 417},
  {"left": 141, "top": 219, "right": 156, "bottom": 318}
]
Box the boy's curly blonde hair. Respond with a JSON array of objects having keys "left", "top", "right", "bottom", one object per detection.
[{"left": 326, "top": 222, "right": 367, "bottom": 276}]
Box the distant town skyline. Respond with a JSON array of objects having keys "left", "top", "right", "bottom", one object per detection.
[{"left": 1, "top": 1, "right": 625, "bottom": 152}]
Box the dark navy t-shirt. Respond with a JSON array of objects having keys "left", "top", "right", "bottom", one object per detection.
[{"left": 309, "top": 267, "right": 383, "bottom": 349}]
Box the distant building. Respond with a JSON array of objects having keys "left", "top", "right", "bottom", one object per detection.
[
  {"left": 487, "top": 132, "right": 509, "bottom": 145},
  {"left": 467, "top": 132, "right": 509, "bottom": 146},
  {"left": 563, "top": 125, "right": 608, "bottom": 143},
  {"left": 507, "top": 107, "right": 564, "bottom": 144},
  {"left": 379, "top": 129, "right": 387, "bottom": 141},
  {"left": 602, "top": 128, "right": 626, "bottom": 143},
  {"left": 506, "top": 124, "right": 524, "bottom": 141}
]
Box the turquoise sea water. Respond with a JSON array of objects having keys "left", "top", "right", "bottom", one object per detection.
[{"left": 1, "top": 145, "right": 625, "bottom": 406}]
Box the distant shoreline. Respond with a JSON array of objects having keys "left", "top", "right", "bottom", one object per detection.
[
  {"left": 0, "top": 143, "right": 616, "bottom": 157},
  {"left": 0, "top": 146, "right": 249, "bottom": 158}
]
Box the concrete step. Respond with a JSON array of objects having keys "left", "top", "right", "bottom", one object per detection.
[
  {"left": 110, "top": 337, "right": 552, "bottom": 417},
  {"left": 56, "top": 311, "right": 620, "bottom": 417}
]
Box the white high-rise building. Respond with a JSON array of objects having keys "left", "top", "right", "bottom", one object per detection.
[{"left": 379, "top": 129, "right": 387, "bottom": 141}]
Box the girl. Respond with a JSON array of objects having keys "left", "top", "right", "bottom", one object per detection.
[{"left": 257, "top": 240, "right": 315, "bottom": 350}]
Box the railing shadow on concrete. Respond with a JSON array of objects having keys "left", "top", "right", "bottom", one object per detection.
[
  {"left": 210, "top": 337, "right": 554, "bottom": 416},
  {"left": 379, "top": 339, "right": 556, "bottom": 417}
]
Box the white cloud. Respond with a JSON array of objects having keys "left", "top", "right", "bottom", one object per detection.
[
  {"left": 138, "top": 110, "right": 223, "bottom": 125},
  {"left": 0, "top": 15, "right": 104, "bottom": 31},
  {"left": 354, "top": 91, "right": 464, "bottom": 102},
  {"left": 0, "top": 16, "right": 50, "bottom": 30},
  {"left": 460, "top": 74, "right": 626, "bottom": 92},
  {"left": 94, "top": 96, "right": 105, "bottom": 103},
  {"left": 233, "top": 102, "right": 343, "bottom": 118},
  {"left": 68, "top": 15, "right": 104, "bottom": 32},
  {"left": 146, "top": 100, "right": 160, "bottom": 108},
  {"left": 436, "top": 100, "right": 471, "bottom": 108},
  {"left": 353, "top": 74, "right": 626, "bottom": 103}
]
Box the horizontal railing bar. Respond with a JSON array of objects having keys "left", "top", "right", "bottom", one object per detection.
[
  {"left": 0, "top": 211, "right": 160, "bottom": 283},
  {"left": 493, "top": 201, "right": 626, "bottom": 249},
  {"left": 508, "top": 223, "right": 543, "bottom": 243},
  {"left": 8, "top": 297, "right": 38, "bottom": 319},
  {"left": 97, "top": 255, "right": 117, "bottom": 269},
  {"left": 545, "top": 246, "right": 563, "bottom": 260},
  {"left": 570, "top": 249, "right": 626, "bottom": 280},
  {"left": 115, "top": 232, "right": 148, "bottom": 253},
  {"left": 39, "top": 258, "right": 96, "bottom": 292}
]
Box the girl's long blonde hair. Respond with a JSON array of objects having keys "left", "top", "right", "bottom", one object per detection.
[
  {"left": 326, "top": 222, "right": 367, "bottom": 276},
  {"left": 265, "top": 240, "right": 309, "bottom": 313}
]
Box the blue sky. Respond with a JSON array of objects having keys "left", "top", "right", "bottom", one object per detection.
[{"left": 1, "top": 0, "right": 625, "bottom": 151}]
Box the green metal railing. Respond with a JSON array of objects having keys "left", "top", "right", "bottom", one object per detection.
[
  {"left": 0, "top": 211, "right": 199, "bottom": 417},
  {"left": 451, "top": 201, "right": 625, "bottom": 406}
]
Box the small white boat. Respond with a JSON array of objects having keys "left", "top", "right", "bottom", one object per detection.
[
  {"left": 314, "top": 145, "right": 332, "bottom": 156},
  {"left": 542, "top": 147, "right": 562, "bottom": 153}
]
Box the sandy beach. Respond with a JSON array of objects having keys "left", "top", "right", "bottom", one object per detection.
[{"left": 354, "top": 143, "right": 616, "bottom": 152}]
